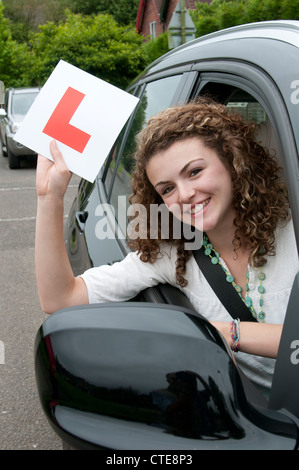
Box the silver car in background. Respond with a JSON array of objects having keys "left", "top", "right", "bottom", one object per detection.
[{"left": 0, "top": 87, "right": 40, "bottom": 169}]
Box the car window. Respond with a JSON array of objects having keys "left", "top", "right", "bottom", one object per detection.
[
  {"left": 226, "top": 90, "right": 281, "bottom": 164},
  {"left": 198, "top": 83, "right": 268, "bottom": 123},
  {"left": 11, "top": 92, "right": 39, "bottom": 116},
  {"left": 108, "top": 75, "right": 183, "bottom": 236},
  {"left": 225, "top": 89, "right": 267, "bottom": 124},
  {"left": 103, "top": 120, "right": 130, "bottom": 195},
  {"left": 199, "top": 83, "right": 281, "bottom": 158}
]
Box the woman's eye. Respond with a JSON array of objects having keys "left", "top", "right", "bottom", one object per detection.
[
  {"left": 162, "top": 186, "right": 173, "bottom": 195},
  {"left": 190, "top": 168, "right": 201, "bottom": 177}
]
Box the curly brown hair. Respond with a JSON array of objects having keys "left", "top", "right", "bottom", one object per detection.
[{"left": 128, "top": 98, "right": 290, "bottom": 287}]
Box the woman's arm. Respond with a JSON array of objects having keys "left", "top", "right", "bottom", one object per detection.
[
  {"left": 35, "top": 140, "right": 89, "bottom": 314},
  {"left": 210, "top": 321, "right": 283, "bottom": 358}
]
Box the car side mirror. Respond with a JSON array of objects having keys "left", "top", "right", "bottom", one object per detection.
[
  {"left": 35, "top": 302, "right": 298, "bottom": 450},
  {"left": 0, "top": 108, "right": 6, "bottom": 118}
]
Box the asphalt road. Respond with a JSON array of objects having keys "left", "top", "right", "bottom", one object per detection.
[{"left": 0, "top": 150, "right": 80, "bottom": 450}]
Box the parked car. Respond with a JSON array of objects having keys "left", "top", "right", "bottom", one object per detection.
[
  {"left": 0, "top": 87, "right": 40, "bottom": 168},
  {"left": 35, "top": 21, "right": 299, "bottom": 450}
]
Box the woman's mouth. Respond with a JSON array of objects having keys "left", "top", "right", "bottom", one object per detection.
[
  {"left": 189, "top": 198, "right": 211, "bottom": 216},
  {"left": 167, "top": 199, "right": 210, "bottom": 230}
]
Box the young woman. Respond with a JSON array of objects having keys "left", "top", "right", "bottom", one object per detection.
[{"left": 35, "top": 98, "right": 298, "bottom": 396}]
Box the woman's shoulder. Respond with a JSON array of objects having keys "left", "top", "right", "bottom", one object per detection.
[
  {"left": 275, "top": 218, "right": 297, "bottom": 252},
  {"left": 266, "top": 218, "right": 299, "bottom": 283}
]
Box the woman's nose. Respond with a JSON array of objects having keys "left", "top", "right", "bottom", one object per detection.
[{"left": 177, "top": 182, "right": 196, "bottom": 203}]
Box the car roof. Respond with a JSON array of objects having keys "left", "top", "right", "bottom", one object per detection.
[
  {"left": 168, "top": 20, "right": 299, "bottom": 53},
  {"left": 11, "top": 87, "right": 41, "bottom": 94},
  {"left": 135, "top": 20, "right": 299, "bottom": 81}
]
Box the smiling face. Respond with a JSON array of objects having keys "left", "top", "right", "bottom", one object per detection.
[{"left": 146, "top": 137, "right": 236, "bottom": 238}]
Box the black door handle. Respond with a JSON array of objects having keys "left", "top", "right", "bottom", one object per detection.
[{"left": 75, "top": 211, "right": 88, "bottom": 231}]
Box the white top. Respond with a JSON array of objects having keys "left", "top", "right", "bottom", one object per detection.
[{"left": 80, "top": 220, "right": 298, "bottom": 396}]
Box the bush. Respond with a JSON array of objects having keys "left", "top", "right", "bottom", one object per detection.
[
  {"left": 26, "top": 11, "right": 147, "bottom": 89},
  {"left": 0, "top": 4, "right": 31, "bottom": 87},
  {"left": 190, "top": 0, "right": 299, "bottom": 38},
  {"left": 142, "top": 32, "right": 170, "bottom": 64}
]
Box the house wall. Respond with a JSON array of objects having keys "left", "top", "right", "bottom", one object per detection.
[
  {"left": 138, "top": 0, "right": 211, "bottom": 39},
  {"left": 141, "top": 0, "right": 164, "bottom": 38}
]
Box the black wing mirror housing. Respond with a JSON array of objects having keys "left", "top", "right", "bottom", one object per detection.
[{"left": 34, "top": 302, "right": 298, "bottom": 450}]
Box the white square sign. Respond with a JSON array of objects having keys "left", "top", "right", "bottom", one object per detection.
[{"left": 14, "top": 60, "right": 139, "bottom": 182}]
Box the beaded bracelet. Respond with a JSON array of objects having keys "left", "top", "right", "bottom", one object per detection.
[{"left": 230, "top": 318, "right": 240, "bottom": 352}]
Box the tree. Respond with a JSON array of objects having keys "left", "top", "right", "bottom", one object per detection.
[
  {"left": 27, "top": 11, "right": 147, "bottom": 89},
  {"left": 190, "top": 0, "right": 299, "bottom": 38},
  {"left": 0, "top": 4, "right": 30, "bottom": 87},
  {"left": 2, "top": 0, "right": 71, "bottom": 42},
  {"left": 68, "top": 0, "right": 140, "bottom": 25},
  {"left": 142, "top": 32, "right": 170, "bottom": 64}
]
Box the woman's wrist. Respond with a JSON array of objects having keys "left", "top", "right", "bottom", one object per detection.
[
  {"left": 230, "top": 319, "right": 240, "bottom": 352},
  {"left": 211, "top": 320, "right": 282, "bottom": 358},
  {"left": 210, "top": 321, "right": 233, "bottom": 348},
  {"left": 37, "top": 192, "right": 64, "bottom": 209},
  {"left": 210, "top": 320, "right": 241, "bottom": 351},
  {"left": 36, "top": 194, "right": 65, "bottom": 230}
]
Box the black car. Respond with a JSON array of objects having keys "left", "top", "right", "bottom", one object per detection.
[{"left": 35, "top": 21, "right": 299, "bottom": 450}]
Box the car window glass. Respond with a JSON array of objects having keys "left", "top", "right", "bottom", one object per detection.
[
  {"left": 109, "top": 75, "right": 182, "bottom": 236},
  {"left": 223, "top": 89, "right": 282, "bottom": 167},
  {"left": 11, "top": 92, "right": 39, "bottom": 116},
  {"left": 103, "top": 121, "right": 130, "bottom": 195},
  {"left": 225, "top": 89, "right": 267, "bottom": 124},
  {"left": 103, "top": 85, "right": 144, "bottom": 196},
  {"left": 199, "top": 84, "right": 281, "bottom": 158}
]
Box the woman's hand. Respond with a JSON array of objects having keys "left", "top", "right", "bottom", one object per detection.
[{"left": 36, "top": 140, "right": 72, "bottom": 199}]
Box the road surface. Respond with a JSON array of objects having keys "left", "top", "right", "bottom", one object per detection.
[{"left": 0, "top": 151, "right": 79, "bottom": 450}]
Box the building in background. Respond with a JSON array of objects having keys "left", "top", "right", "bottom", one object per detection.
[{"left": 136, "top": 0, "right": 211, "bottom": 47}]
